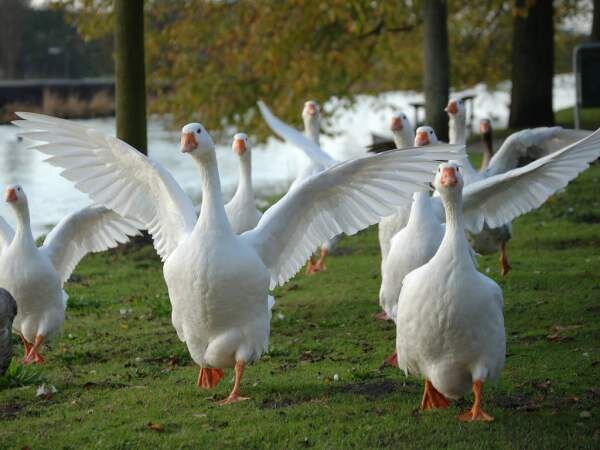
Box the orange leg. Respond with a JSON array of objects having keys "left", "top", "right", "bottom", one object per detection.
[
  {"left": 305, "top": 256, "right": 318, "bottom": 274},
  {"left": 19, "top": 334, "right": 32, "bottom": 358},
  {"left": 314, "top": 248, "right": 329, "bottom": 272},
  {"left": 197, "top": 367, "right": 225, "bottom": 389},
  {"left": 217, "top": 361, "right": 250, "bottom": 405},
  {"left": 499, "top": 241, "right": 511, "bottom": 276},
  {"left": 373, "top": 311, "right": 391, "bottom": 321},
  {"left": 420, "top": 379, "right": 450, "bottom": 411},
  {"left": 23, "top": 335, "right": 45, "bottom": 365},
  {"left": 458, "top": 379, "right": 494, "bottom": 422}
]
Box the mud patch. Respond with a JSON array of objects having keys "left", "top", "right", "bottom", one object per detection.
[{"left": 0, "top": 403, "right": 23, "bottom": 419}]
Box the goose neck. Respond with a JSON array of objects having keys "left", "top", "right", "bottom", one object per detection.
[
  {"left": 303, "top": 117, "right": 320, "bottom": 145},
  {"left": 437, "top": 189, "right": 473, "bottom": 264},
  {"left": 480, "top": 133, "right": 494, "bottom": 170},
  {"left": 449, "top": 115, "right": 466, "bottom": 145},
  {"left": 392, "top": 127, "right": 415, "bottom": 149},
  {"left": 406, "top": 191, "right": 435, "bottom": 226},
  {"left": 192, "top": 151, "right": 232, "bottom": 234},
  {"left": 11, "top": 203, "right": 35, "bottom": 248},
  {"left": 234, "top": 151, "right": 254, "bottom": 201}
]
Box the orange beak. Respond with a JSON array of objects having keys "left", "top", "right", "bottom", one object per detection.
[
  {"left": 390, "top": 117, "right": 403, "bottom": 131},
  {"left": 305, "top": 103, "right": 317, "bottom": 115},
  {"left": 480, "top": 121, "right": 491, "bottom": 134},
  {"left": 233, "top": 138, "right": 246, "bottom": 155},
  {"left": 181, "top": 132, "right": 198, "bottom": 153},
  {"left": 5, "top": 188, "right": 17, "bottom": 203},
  {"left": 444, "top": 100, "right": 458, "bottom": 115},
  {"left": 440, "top": 167, "right": 458, "bottom": 187},
  {"left": 415, "top": 131, "right": 430, "bottom": 147}
]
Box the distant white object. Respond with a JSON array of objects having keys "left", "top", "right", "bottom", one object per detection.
[
  {"left": 15, "top": 112, "right": 463, "bottom": 403},
  {"left": 396, "top": 162, "right": 505, "bottom": 421},
  {"left": 224, "top": 133, "right": 263, "bottom": 234},
  {"left": 0, "top": 184, "right": 139, "bottom": 364}
]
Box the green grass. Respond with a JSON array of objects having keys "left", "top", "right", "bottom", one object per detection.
[{"left": 0, "top": 163, "right": 599, "bottom": 449}]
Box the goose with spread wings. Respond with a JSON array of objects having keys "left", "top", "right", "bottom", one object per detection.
[
  {"left": 15, "top": 112, "right": 463, "bottom": 403},
  {"left": 0, "top": 184, "right": 139, "bottom": 364},
  {"left": 258, "top": 100, "right": 340, "bottom": 274}
]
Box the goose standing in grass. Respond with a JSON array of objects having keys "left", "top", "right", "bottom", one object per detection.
[
  {"left": 257, "top": 100, "right": 339, "bottom": 274},
  {"left": 378, "top": 126, "right": 600, "bottom": 328},
  {"left": 15, "top": 112, "right": 463, "bottom": 403},
  {"left": 396, "top": 162, "right": 505, "bottom": 421},
  {"left": 378, "top": 127, "right": 445, "bottom": 329},
  {"left": 224, "top": 133, "right": 262, "bottom": 234},
  {"left": 375, "top": 112, "right": 416, "bottom": 269},
  {"left": 0, "top": 288, "right": 17, "bottom": 375},
  {"left": 0, "top": 185, "right": 139, "bottom": 364}
]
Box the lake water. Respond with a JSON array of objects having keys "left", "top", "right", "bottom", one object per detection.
[{"left": 0, "top": 74, "right": 576, "bottom": 237}]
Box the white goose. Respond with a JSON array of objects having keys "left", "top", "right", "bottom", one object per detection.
[
  {"left": 378, "top": 126, "right": 600, "bottom": 329},
  {"left": 367, "top": 111, "right": 415, "bottom": 154},
  {"left": 224, "top": 133, "right": 262, "bottom": 234},
  {"left": 445, "top": 99, "right": 593, "bottom": 275},
  {"left": 396, "top": 161, "right": 505, "bottom": 421},
  {"left": 376, "top": 113, "right": 416, "bottom": 270},
  {"left": 258, "top": 100, "right": 339, "bottom": 274},
  {"left": 15, "top": 112, "right": 463, "bottom": 403},
  {"left": 0, "top": 185, "right": 139, "bottom": 363}
]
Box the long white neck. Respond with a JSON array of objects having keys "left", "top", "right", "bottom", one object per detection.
[
  {"left": 392, "top": 127, "right": 415, "bottom": 149},
  {"left": 231, "top": 151, "right": 255, "bottom": 204},
  {"left": 448, "top": 113, "right": 466, "bottom": 145},
  {"left": 191, "top": 151, "right": 232, "bottom": 235},
  {"left": 406, "top": 191, "right": 436, "bottom": 227},
  {"left": 436, "top": 188, "right": 473, "bottom": 268},
  {"left": 11, "top": 202, "right": 35, "bottom": 249},
  {"left": 303, "top": 116, "right": 320, "bottom": 145}
]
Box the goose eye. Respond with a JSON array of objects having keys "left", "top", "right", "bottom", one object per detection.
[
  {"left": 456, "top": 167, "right": 460, "bottom": 172},
  {"left": 429, "top": 131, "right": 433, "bottom": 134},
  {"left": 196, "top": 129, "right": 202, "bottom": 134}
]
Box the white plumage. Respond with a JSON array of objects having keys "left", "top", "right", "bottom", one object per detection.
[
  {"left": 396, "top": 162, "right": 505, "bottom": 421},
  {"left": 0, "top": 183, "right": 139, "bottom": 363},
  {"left": 15, "top": 112, "right": 463, "bottom": 402}
]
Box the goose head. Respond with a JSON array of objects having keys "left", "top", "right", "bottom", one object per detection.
[
  {"left": 180, "top": 122, "right": 215, "bottom": 157},
  {"left": 433, "top": 162, "right": 464, "bottom": 198},
  {"left": 444, "top": 98, "right": 465, "bottom": 118},
  {"left": 302, "top": 100, "right": 321, "bottom": 131},
  {"left": 4, "top": 184, "right": 27, "bottom": 210},
  {"left": 479, "top": 118, "right": 492, "bottom": 135},
  {"left": 232, "top": 132, "right": 250, "bottom": 156},
  {"left": 390, "top": 111, "right": 410, "bottom": 132},
  {"left": 414, "top": 126, "right": 438, "bottom": 147}
]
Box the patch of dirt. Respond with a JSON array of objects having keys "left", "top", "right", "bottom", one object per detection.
[
  {"left": 340, "top": 379, "right": 407, "bottom": 399},
  {"left": 0, "top": 404, "right": 23, "bottom": 419},
  {"left": 492, "top": 393, "right": 544, "bottom": 411}
]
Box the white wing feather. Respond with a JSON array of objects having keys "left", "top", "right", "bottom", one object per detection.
[
  {"left": 484, "top": 127, "right": 593, "bottom": 177},
  {"left": 13, "top": 112, "right": 197, "bottom": 261},
  {"left": 459, "top": 128, "right": 600, "bottom": 233},
  {"left": 41, "top": 206, "right": 142, "bottom": 284},
  {"left": 0, "top": 217, "right": 14, "bottom": 255},
  {"left": 257, "top": 101, "right": 337, "bottom": 167},
  {"left": 242, "top": 145, "right": 465, "bottom": 288}
]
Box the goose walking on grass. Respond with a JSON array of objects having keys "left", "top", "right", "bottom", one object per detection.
[
  {"left": 396, "top": 162, "right": 505, "bottom": 422},
  {"left": 15, "top": 112, "right": 463, "bottom": 404},
  {"left": 0, "top": 288, "right": 17, "bottom": 375},
  {"left": 0, "top": 185, "right": 139, "bottom": 364},
  {"left": 378, "top": 125, "right": 600, "bottom": 334},
  {"left": 225, "top": 133, "right": 263, "bottom": 234},
  {"left": 258, "top": 100, "right": 340, "bottom": 274}
]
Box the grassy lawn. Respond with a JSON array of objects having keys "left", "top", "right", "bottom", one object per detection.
[{"left": 0, "top": 158, "right": 599, "bottom": 449}]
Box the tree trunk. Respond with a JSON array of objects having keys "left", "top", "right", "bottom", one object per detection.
[
  {"left": 592, "top": 0, "right": 600, "bottom": 41},
  {"left": 421, "top": 0, "right": 450, "bottom": 142},
  {"left": 509, "top": 0, "right": 554, "bottom": 128},
  {"left": 114, "top": 0, "right": 147, "bottom": 154}
]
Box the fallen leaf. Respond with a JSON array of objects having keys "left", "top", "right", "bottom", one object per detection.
[{"left": 147, "top": 422, "right": 165, "bottom": 432}]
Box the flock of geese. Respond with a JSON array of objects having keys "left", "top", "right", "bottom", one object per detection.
[{"left": 0, "top": 98, "right": 597, "bottom": 421}]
